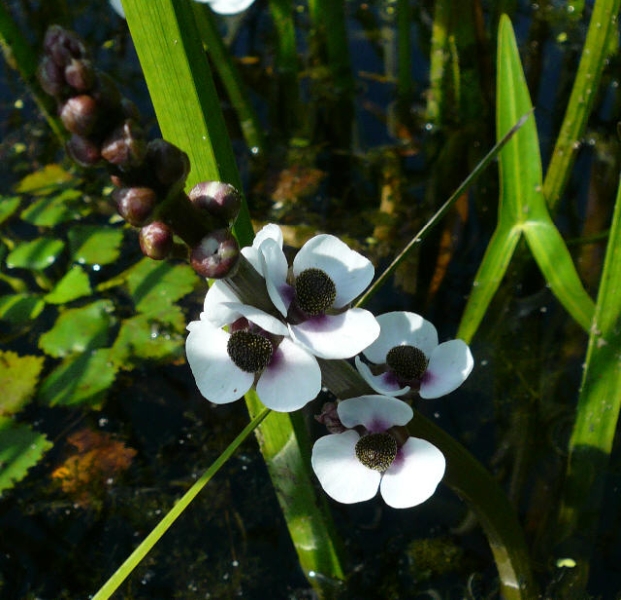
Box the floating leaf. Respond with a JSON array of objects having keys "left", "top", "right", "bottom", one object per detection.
[
  {"left": 0, "top": 351, "right": 45, "bottom": 416},
  {"left": 15, "top": 164, "right": 74, "bottom": 195},
  {"left": 37, "top": 348, "right": 118, "bottom": 408},
  {"left": 51, "top": 428, "right": 136, "bottom": 507},
  {"left": 44, "top": 265, "right": 92, "bottom": 305},
  {"left": 68, "top": 225, "right": 124, "bottom": 265},
  {"left": 0, "top": 197, "right": 21, "bottom": 225},
  {"left": 0, "top": 417, "right": 53, "bottom": 494},
  {"left": 0, "top": 294, "right": 45, "bottom": 323},
  {"left": 38, "top": 300, "right": 115, "bottom": 358},
  {"left": 110, "top": 305, "right": 186, "bottom": 368},
  {"left": 126, "top": 258, "right": 199, "bottom": 313},
  {"left": 21, "top": 189, "right": 84, "bottom": 227},
  {"left": 5, "top": 237, "right": 65, "bottom": 270}
]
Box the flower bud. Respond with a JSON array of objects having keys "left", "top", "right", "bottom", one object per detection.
[
  {"left": 146, "top": 140, "right": 190, "bottom": 188},
  {"left": 64, "top": 58, "right": 96, "bottom": 92},
  {"left": 37, "top": 56, "right": 67, "bottom": 97},
  {"left": 139, "top": 221, "right": 173, "bottom": 260},
  {"left": 101, "top": 119, "right": 147, "bottom": 169},
  {"left": 91, "top": 71, "right": 122, "bottom": 113},
  {"left": 66, "top": 134, "right": 101, "bottom": 167},
  {"left": 113, "top": 187, "right": 158, "bottom": 226},
  {"left": 60, "top": 95, "right": 99, "bottom": 136},
  {"left": 44, "top": 26, "right": 87, "bottom": 68},
  {"left": 188, "top": 181, "right": 242, "bottom": 224},
  {"left": 190, "top": 229, "right": 240, "bottom": 279}
]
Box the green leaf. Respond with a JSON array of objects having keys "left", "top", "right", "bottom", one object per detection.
[
  {"left": 37, "top": 349, "right": 118, "bottom": 408},
  {"left": 126, "top": 258, "right": 198, "bottom": 313},
  {"left": 68, "top": 225, "right": 124, "bottom": 266},
  {"left": 44, "top": 265, "right": 92, "bottom": 305},
  {"left": 15, "top": 164, "right": 74, "bottom": 195},
  {"left": 109, "top": 306, "right": 186, "bottom": 369},
  {"left": 38, "top": 300, "right": 115, "bottom": 358},
  {"left": 21, "top": 189, "right": 84, "bottom": 227},
  {"left": 0, "top": 417, "right": 52, "bottom": 494},
  {"left": 0, "top": 196, "right": 21, "bottom": 226},
  {"left": 0, "top": 293, "right": 45, "bottom": 323},
  {"left": 0, "top": 350, "right": 45, "bottom": 416},
  {"left": 5, "top": 237, "right": 65, "bottom": 270}
]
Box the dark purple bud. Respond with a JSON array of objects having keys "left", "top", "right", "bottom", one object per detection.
[
  {"left": 101, "top": 119, "right": 147, "bottom": 169},
  {"left": 146, "top": 140, "right": 190, "bottom": 188},
  {"left": 64, "top": 58, "right": 96, "bottom": 92},
  {"left": 37, "top": 56, "right": 67, "bottom": 97},
  {"left": 188, "top": 181, "right": 242, "bottom": 223},
  {"left": 113, "top": 187, "right": 158, "bottom": 226},
  {"left": 315, "top": 402, "right": 346, "bottom": 434},
  {"left": 66, "top": 134, "right": 101, "bottom": 167},
  {"left": 44, "top": 26, "right": 88, "bottom": 67},
  {"left": 60, "top": 95, "right": 99, "bottom": 136},
  {"left": 190, "top": 229, "right": 240, "bottom": 279},
  {"left": 121, "top": 97, "right": 140, "bottom": 121},
  {"left": 91, "top": 71, "right": 122, "bottom": 113},
  {"left": 139, "top": 221, "right": 173, "bottom": 260}
]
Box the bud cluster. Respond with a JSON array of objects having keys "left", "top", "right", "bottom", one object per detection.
[{"left": 38, "top": 25, "right": 241, "bottom": 278}]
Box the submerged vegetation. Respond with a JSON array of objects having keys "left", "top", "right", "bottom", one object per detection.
[{"left": 0, "top": 0, "right": 620, "bottom": 598}]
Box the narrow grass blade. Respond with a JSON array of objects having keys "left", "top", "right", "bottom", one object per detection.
[
  {"left": 92, "top": 407, "right": 270, "bottom": 600},
  {"left": 192, "top": 3, "right": 266, "bottom": 155},
  {"left": 543, "top": 0, "right": 621, "bottom": 211},
  {"left": 555, "top": 174, "right": 621, "bottom": 595}
]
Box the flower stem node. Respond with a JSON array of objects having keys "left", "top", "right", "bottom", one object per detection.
[
  {"left": 311, "top": 395, "right": 446, "bottom": 509},
  {"left": 139, "top": 221, "right": 174, "bottom": 260},
  {"left": 190, "top": 229, "right": 240, "bottom": 279},
  {"left": 188, "top": 181, "right": 242, "bottom": 224}
]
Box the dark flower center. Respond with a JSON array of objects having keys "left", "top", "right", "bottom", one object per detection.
[
  {"left": 294, "top": 268, "right": 337, "bottom": 316},
  {"left": 386, "top": 345, "right": 428, "bottom": 382},
  {"left": 355, "top": 432, "right": 398, "bottom": 472},
  {"left": 227, "top": 331, "right": 273, "bottom": 373}
]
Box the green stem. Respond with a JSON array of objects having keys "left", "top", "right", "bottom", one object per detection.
[
  {"left": 542, "top": 0, "right": 621, "bottom": 211},
  {"left": 91, "top": 408, "right": 270, "bottom": 600}
]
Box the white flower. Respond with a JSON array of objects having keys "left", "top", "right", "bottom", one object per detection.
[
  {"left": 311, "top": 395, "right": 445, "bottom": 509},
  {"left": 186, "top": 280, "right": 321, "bottom": 412},
  {"left": 253, "top": 225, "right": 380, "bottom": 359},
  {"left": 355, "top": 311, "right": 473, "bottom": 399},
  {"left": 110, "top": 0, "right": 255, "bottom": 19}
]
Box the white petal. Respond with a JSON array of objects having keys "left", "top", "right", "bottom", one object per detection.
[
  {"left": 311, "top": 431, "right": 381, "bottom": 504},
  {"left": 253, "top": 223, "right": 283, "bottom": 248},
  {"left": 109, "top": 0, "right": 125, "bottom": 18},
  {"left": 260, "top": 238, "right": 292, "bottom": 317},
  {"left": 363, "top": 312, "right": 438, "bottom": 364},
  {"left": 200, "top": 0, "right": 256, "bottom": 15},
  {"left": 202, "top": 280, "right": 243, "bottom": 326},
  {"left": 289, "top": 308, "right": 379, "bottom": 359},
  {"left": 380, "top": 437, "right": 445, "bottom": 509},
  {"left": 354, "top": 357, "right": 410, "bottom": 397},
  {"left": 256, "top": 338, "right": 321, "bottom": 411},
  {"left": 420, "top": 339, "right": 474, "bottom": 399},
  {"left": 337, "top": 395, "right": 413, "bottom": 431},
  {"left": 293, "top": 235, "right": 374, "bottom": 307},
  {"left": 228, "top": 303, "right": 288, "bottom": 336},
  {"left": 186, "top": 320, "right": 252, "bottom": 403}
]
